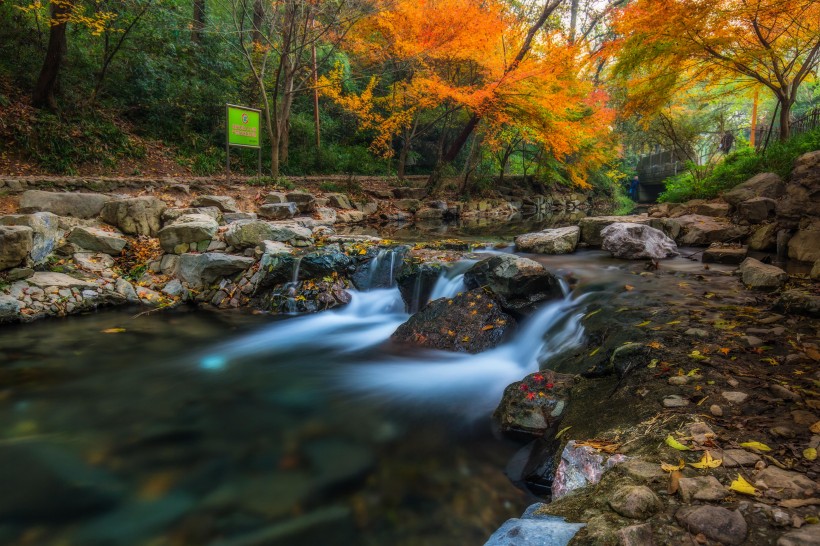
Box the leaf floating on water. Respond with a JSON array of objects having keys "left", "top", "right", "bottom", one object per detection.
[
  {"left": 665, "top": 435, "right": 691, "bottom": 451},
  {"left": 803, "top": 448, "right": 817, "bottom": 461},
  {"left": 729, "top": 474, "right": 758, "bottom": 496},
  {"left": 689, "top": 450, "right": 722, "bottom": 469},
  {"left": 661, "top": 459, "right": 685, "bottom": 472},
  {"left": 102, "top": 328, "right": 126, "bottom": 334},
  {"left": 739, "top": 441, "right": 772, "bottom": 452}
]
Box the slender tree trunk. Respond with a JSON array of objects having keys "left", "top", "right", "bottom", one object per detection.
[
  {"left": 778, "top": 98, "right": 792, "bottom": 141},
  {"left": 192, "top": 0, "right": 206, "bottom": 43},
  {"left": 397, "top": 134, "right": 410, "bottom": 180},
  {"left": 33, "top": 0, "right": 72, "bottom": 110},
  {"left": 569, "top": 0, "right": 579, "bottom": 43},
  {"left": 252, "top": 0, "right": 264, "bottom": 44}
]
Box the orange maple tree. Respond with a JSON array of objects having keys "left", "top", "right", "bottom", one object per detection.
[{"left": 611, "top": 0, "right": 820, "bottom": 140}]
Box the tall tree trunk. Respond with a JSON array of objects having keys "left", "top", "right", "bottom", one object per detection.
[
  {"left": 192, "top": 0, "right": 206, "bottom": 43},
  {"left": 778, "top": 98, "right": 792, "bottom": 141},
  {"left": 252, "top": 0, "right": 264, "bottom": 45},
  {"left": 569, "top": 0, "right": 579, "bottom": 43},
  {"left": 32, "top": 0, "right": 72, "bottom": 110},
  {"left": 397, "top": 133, "right": 410, "bottom": 181}
]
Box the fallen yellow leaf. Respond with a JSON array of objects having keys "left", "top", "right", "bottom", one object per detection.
[
  {"left": 729, "top": 474, "right": 758, "bottom": 496},
  {"left": 665, "top": 435, "right": 691, "bottom": 451},
  {"left": 102, "top": 328, "right": 126, "bottom": 334},
  {"left": 810, "top": 421, "right": 820, "bottom": 434},
  {"left": 689, "top": 450, "right": 722, "bottom": 469},
  {"left": 803, "top": 448, "right": 817, "bottom": 461},
  {"left": 740, "top": 441, "right": 772, "bottom": 452},
  {"left": 661, "top": 459, "right": 685, "bottom": 472}
]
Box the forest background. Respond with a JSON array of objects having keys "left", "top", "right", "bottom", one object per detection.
[{"left": 0, "top": 0, "right": 818, "bottom": 202}]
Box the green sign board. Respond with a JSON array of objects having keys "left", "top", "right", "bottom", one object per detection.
[{"left": 226, "top": 104, "right": 260, "bottom": 148}]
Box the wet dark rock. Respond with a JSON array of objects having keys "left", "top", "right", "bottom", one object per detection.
[
  {"left": 675, "top": 506, "right": 747, "bottom": 545},
  {"left": 0, "top": 441, "right": 123, "bottom": 521},
  {"left": 494, "top": 371, "right": 574, "bottom": 437},
  {"left": 392, "top": 289, "right": 515, "bottom": 353},
  {"left": 608, "top": 485, "right": 661, "bottom": 519},
  {"left": 255, "top": 252, "right": 298, "bottom": 289},
  {"left": 351, "top": 246, "right": 409, "bottom": 290},
  {"left": 396, "top": 261, "right": 448, "bottom": 313},
  {"left": 464, "top": 254, "right": 562, "bottom": 315},
  {"left": 505, "top": 438, "right": 559, "bottom": 496},
  {"left": 297, "top": 247, "right": 353, "bottom": 280},
  {"left": 609, "top": 342, "right": 651, "bottom": 378}
]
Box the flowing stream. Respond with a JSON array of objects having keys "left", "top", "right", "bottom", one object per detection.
[{"left": 0, "top": 248, "right": 661, "bottom": 546}]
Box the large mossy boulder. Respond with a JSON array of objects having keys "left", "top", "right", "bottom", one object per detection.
[
  {"left": 225, "top": 220, "right": 312, "bottom": 249},
  {"left": 464, "top": 254, "right": 562, "bottom": 315},
  {"left": 391, "top": 289, "right": 515, "bottom": 353}
]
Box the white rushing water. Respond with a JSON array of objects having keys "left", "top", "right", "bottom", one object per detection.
[{"left": 197, "top": 266, "right": 587, "bottom": 418}]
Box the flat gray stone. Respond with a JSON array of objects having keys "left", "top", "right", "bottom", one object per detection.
[
  {"left": 676, "top": 506, "right": 747, "bottom": 545},
  {"left": 67, "top": 226, "right": 126, "bottom": 255},
  {"left": 19, "top": 190, "right": 112, "bottom": 218},
  {"left": 722, "top": 391, "right": 749, "bottom": 404},
  {"left": 26, "top": 272, "right": 96, "bottom": 289},
  {"left": 484, "top": 515, "right": 585, "bottom": 546},
  {"left": 678, "top": 475, "right": 727, "bottom": 502}
]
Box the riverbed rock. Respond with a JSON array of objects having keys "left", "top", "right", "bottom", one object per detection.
[
  {"left": 0, "top": 294, "right": 21, "bottom": 322},
  {"left": 0, "top": 225, "right": 33, "bottom": 270},
  {"left": 226, "top": 220, "right": 312, "bottom": 249},
  {"left": 0, "top": 440, "right": 123, "bottom": 521},
  {"left": 297, "top": 247, "right": 354, "bottom": 280},
  {"left": 775, "top": 289, "right": 820, "bottom": 318},
  {"left": 391, "top": 289, "right": 515, "bottom": 353},
  {"left": 464, "top": 254, "right": 562, "bottom": 315},
  {"left": 73, "top": 252, "right": 115, "bottom": 273},
  {"left": 515, "top": 226, "right": 580, "bottom": 254},
  {"left": 484, "top": 510, "right": 585, "bottom": 546},
  {"left": 777, "top": 526, "right": 820, "bottom": 546},
  {"left": 0, "top": 212, "right": 64, "bottom": 265},
  {"left": 191, "top": 195, "right": 239, "bottom": 212},
  {"left": 578, "top": 215, "right": 652, "bottom": 246},
  {"left": 286, "top": 191, "right": 317, "bottom": 213},
  {"left": 677, "top": 475, "right": 727, "bottom": 502},
  {"left": 702, "top": 244, "right": 748, "bottom": 264},
  {"left": 19, "top": 190, "right": 112, "bottom": 218},
  {"left": 100, "top": 196, "right": 166, "bottom": 236},
  {"left": 67, "top": 226, "right": 127, "bottom": 255},
  {"left": 754, "top": 466, "right": 818, "bottom": 499},
  {"left": 787, "top": 221, "right": 820, "bottom": 263},
  {"left": 737, "top": 197, "right": 776, "bottom": 223},
  {"left": 552, "top": 440, "right": 628, "bottom": 499},
  {"left": 691, "top": 201, "right": 730, "bottom": 217},
  {"left": 176, "top": 253, "right": 255, "bottom": 288},
  {"left": 157, "top": 213, "right": 219, "bottom": 253},
  {"left": 739, "top": 257, "right": 789, "bottom": 290},
  {"left": 601, "top": 223, "right": 678, "bottom": 260},
  {"left": 258, "top": 202, "right": 297, "bottom": 220},
  {"left": 748, "top": 223, "right": 779, "bottom": 251},
  {"left": 676, "top": 214, "right": 750, "bottom": 246},
  {"left": 161, "top": 206, "right": 222, "bottom": 225},
  {"left": 608, "top": 485, "right": 661, "bottom": 519},
  {"left": 496, "top": 377, "right": 574, "bottom": 443},
  {"left": 675, "top": 506, "right": 747, "bottom": 545},
  {"left": 326, "top": 193, "right": 352, "bottom": 209},
  {"left": 724, "top": 172, "right": 785, "bottom": 207}
]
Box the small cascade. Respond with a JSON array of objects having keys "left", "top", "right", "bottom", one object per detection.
[
  {"left": 428, "top": 273, "right": 465, "bottom": 301},
  {"left": 281, "top": 256, "right": 303, "bottom": 314},
  {"left": 362, "top": 248, "right": 403, "bottom": 290},
  {"left": 388, "top": 251, "right": 396, "bottom": 286},
  {"left": 291, "top": 256, "right": 303, "bottom": 284}
]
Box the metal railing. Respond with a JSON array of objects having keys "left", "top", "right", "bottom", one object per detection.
[{"left": 754, "top": 106, "right": 820, "bottom": 152}]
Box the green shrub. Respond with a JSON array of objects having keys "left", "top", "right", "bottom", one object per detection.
[
  {"left": 319, "top": 181, "right": 344, "bottom": 192},
  {"left": 659, "top": 127, "right": 820, "bottom": 202}
]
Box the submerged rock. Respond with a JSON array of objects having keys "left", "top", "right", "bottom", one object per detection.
[
  {"left": 391, "top": 289, "right": 515, "bottom": 353},
  {"left": 600, "top": 223, "right": 678, "bottom": 260},
  {"left": 774, "top": 289, "right": 820, "bottom": 318},
  {"left": 464, "top": 254, "right": 562, "bottom": 315},
  {"left": 297, "top": 247, "right": 353, "bottom": 280}
]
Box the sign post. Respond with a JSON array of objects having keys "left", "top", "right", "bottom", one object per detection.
[{"left": 225, "top": 104, "right": 262, "bottom": 180}]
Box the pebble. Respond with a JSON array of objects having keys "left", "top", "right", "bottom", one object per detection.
[
  {"left": 721, "top": 449, "right": 761, "bottom": 468},
  {"left": 722, "top": 391, "right": 749, "bottom": 404},
  {"left": 769, "top": 384, "right": 801, "bottom": 401},
  {"left": 758, "top": 314, "right": 784, "bottom": 325},
  {"left": 668, "top": 376, "right": 689, "bottom": 385},
  {"left": 608, "top": 486, "right": 661, "bottom": 519},
  {"left": 663, "top": 395, "right": 689, "bottom": 408},
  {"left": 741, "top": 335, "right": 764, "bottom": 348},
  {"left": 685, "top": 328, "right": 709, "bottom": 338},
  {"left": 678, "top": 476, "right": 727, "bottom": 502},
  {"left": 727, "top": 378, "right": 740, "bottom": 387},
  {"left": 710, "top": 404, "right": 724, "bottom": 417}
]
